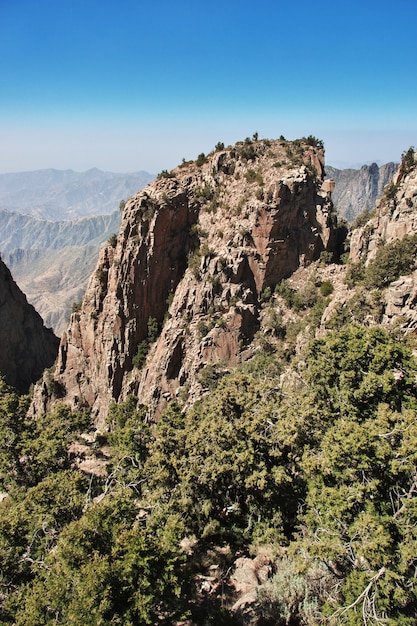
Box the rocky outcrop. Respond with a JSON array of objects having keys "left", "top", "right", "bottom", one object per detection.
[
  {"left": 33, "top": 138, "right": 343, "bottom": 425},
  {"left": 348, "top": 150, "right": 417, "bottom": 331},
  {"left": 383, "top": 271, "right": 417, "bottom": 331},
  {"left": 0, "top": 258, "right": 59, "bottom": 393},
  {"left": 326, "top": 162, "right": 398, "bottom": 222},
  {"left": 349, "top": 156, "right": 417, "bottom": 264}
]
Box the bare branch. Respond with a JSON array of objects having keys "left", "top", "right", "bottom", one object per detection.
[{"left": 331, "top": 567, "right": 387, "bottom": 624}]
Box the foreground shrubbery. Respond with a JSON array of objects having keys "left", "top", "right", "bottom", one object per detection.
[{"left": 1, "top": 321, "right": 417, "bottom": 623}]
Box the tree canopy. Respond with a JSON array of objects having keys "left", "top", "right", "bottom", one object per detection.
[{"left": 1, "top": 320, "right": 416, "bottom": 623}]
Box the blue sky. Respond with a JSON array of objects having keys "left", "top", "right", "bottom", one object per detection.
[{"left": 1, "top": 0, "right": 416, "bottom": 173}]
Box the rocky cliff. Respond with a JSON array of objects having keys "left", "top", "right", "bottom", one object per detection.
[
  {"left": 326, "top": 161, "right": 398, "bottom": 221},
  {"left": 34, "top": 137, "right": 342, "bottom": 424},
  {"left": 349, "top": 155, "right": 417, "bottom": 262},
  {"left": 0, "top": 258, "right": 59, "bottom": 393},
  {"left": 348, "top": 148, "right": 417, "bottom": 331}
]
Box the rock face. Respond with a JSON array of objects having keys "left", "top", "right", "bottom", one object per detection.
[
  {"left": 0, "top": 258, "right": 59, "bottom": 393},
  {"left": 34, "top": 138, "right": 343, "bottom": 425},
  {"left": 326, "top": 162, "right": 398, "bottom": 222},
  {"left": 349, "top": 157, "right": 417, "bottom": 263},
  {"left": 349, "top": 150, "right": 417, "bottom": 331}
]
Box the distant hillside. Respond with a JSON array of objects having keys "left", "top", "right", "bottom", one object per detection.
[
  {"left": 8, "top": 245, "right": 107, "bottom": 336},
  {"left": 0, "top": 168, "right": 155, "bottom": 220},
  {"left": 326, "top": 161, "right": 398, "bottom": 221},
  {"left": 0, "top": 167, "right": 153, "bottom": 335},
  {"left": 0, "top": 210, "right": 121, "bottom": 335},
  {"left": 0, "top": 209, "right": 121, "bottom": 253}
]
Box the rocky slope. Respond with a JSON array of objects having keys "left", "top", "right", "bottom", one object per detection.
[
  {"left": 0, "top": 258, "right": 59, "bottom": 393},
  {"left": 348, "top": 149, "right": 417, "bottom": 330},
  {"left": 326, "top": 161, "right": 398, "bottom": 221},
  {"left": 0, "top": 168, "right": 154, "bottom": 220},
  {"left": 34, "top": 137, "right": 343, "bottom": 424},
  {"left": 350, "top": 156, "right": 417, "bottom": 261}
]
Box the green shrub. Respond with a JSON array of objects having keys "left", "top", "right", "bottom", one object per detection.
[
  {"left": 196, "top": 184, "right": 215, "bottom": 202},
  {"left": 245, "top": 168, "right": 263, "bottom": 185},
  {"left": 245, "top": 168, "right": 257, "bottom": 182},
  {"left": 319, "top": 280, "right": 334, "bottom": 296},
  {"left": 261, "top": 286, "right": 272, "bottom": 302},
  {"left": 157, "top": 169, "right": 175, "bottom": 179},
  {"left": 365, "top": 233, "right": 417, "bottom": 288},
  {"left": 384, "top": 181, "right": 398, "bottom": 201},
  {"left": 301, "top": 135, "right": 324, "bottom": 150},
  {"left": 319, "top": 250, "right": 334, "bottom": 265},
  {"left": 132, "top": 317, "right": 160, "bottom": 369},
  {"left": 292, "top": 281, "right": 318, "bottom": 311},
  {"left": 352, "top": 208, "right": 375, "bottom": 228},
  {"left": 107, "top": 233, "right": 117, "bottom": 247},
  {"left": 400, "top": 146, "right": 415, "bottom": 175},
  {"left": 257, "top": 558, "right": 321, "bottom": 624},
  {"left": 196, "top": 153, "right": 207, "bottom": 167},
  {"left": 275, "top": 279, "right": 295, "bottom": 308}
]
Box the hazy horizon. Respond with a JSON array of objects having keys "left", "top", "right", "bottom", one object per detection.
[
  {"left": 0, "top": 156, "right": 401, "bottom": 178},
  {"left": 1, "top": 0, "right": 416, "bottom": 174}
]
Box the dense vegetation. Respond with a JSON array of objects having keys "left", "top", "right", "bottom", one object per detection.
[{"left": 1, "top": 314, "right": 416, "bottom": 624}]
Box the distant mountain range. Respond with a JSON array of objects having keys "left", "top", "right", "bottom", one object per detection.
[
  {"left": 0, "top": 210, "right": 122, "bottom": 334},
  {"left": 0, "top": 168, "right": 155, "bottom": 334},
  {"left": 0, "top": 168, "right": 155, "bottom": 220},
  {"left": 0, "top": 209, "right": 122, "bottom": 253}
]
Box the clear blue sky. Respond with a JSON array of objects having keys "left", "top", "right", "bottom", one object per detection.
[{"left": 1, "top": 0, "right": 416, "bottom": 173}]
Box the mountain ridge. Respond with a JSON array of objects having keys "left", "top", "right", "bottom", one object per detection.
[{"left": 0, "top": 168, "right": 155, "bottom": 220}]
